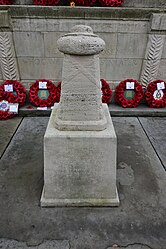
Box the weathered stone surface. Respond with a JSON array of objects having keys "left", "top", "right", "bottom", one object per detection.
[
  {"left": 0, "top": 32, "right": 20, "bottom": 80},
  {"left": 161, "top": 36, "right": 166, "bottom": 58},
  {"left": 0, "top": 117, "right": 166, "bottom": 249},
  {"left": 0, "top": 5, "right": 165, "bottom": 88},
  {"left": 0, "top": 10, "right": 10, "bottom": 28},
  {"left": 17, "top": 57, "right": 63, "bottom": 80},
  {"left": 11, "top": 19, "right": 149, "bottom": 34},
  {"left": 116, "top": 34, "right": 148, "bottom": 58},
  {"left": 98, "top": 32, "right": 117, "bottom": 58},
  {"left": 0, "top": 239, "right": 69, "bottom": 249},
  {"left": 0, "top": 117, "right": 22, "bottom": 158},
  {"left": 157, "top": 59, "right": 166, "bottom": 79},
  {"left": 55, "top": 25, "right": 107, "bottom": 131},
  {"left": 44, "top": 32, "right": 65, "bottom": 58},
  {"left": 86, "top": 20, "right": 149, "bottom": 34},
  {"left": 0, "top": 66, "right": 2, "bottom": 80},
  {"left": 57, "top": 25, "right": 105, "bottom": 56},
  {"left": 139, "top": 117, "right": 166, "bottom": 170},
  {"left": 107, "top": 245, "right": 151, "bottom": 249},
  {"left": 124, "top": 0, "right": 166, "bottom": 7},
  {"left": 140, "top": 34, "right": 165, "bottom": 87},
  {"left": 55, "top": 54, "right": 107, "bottom": 131},
  {"left": 100, "top": 58, "right": 142, "bottom": 81},
  {"left": 13, "top": 32, "right": 44, "bottom": 57},
  {"left": 144, "top": 34, "right": 164, "bottom": 60},
  {"left": 151, "top": 13, "right": 166, "bottom": 31},
  {"left": 41, "top": 104, "right": 119, "bottom": 206},
  {"left": 42, "top": 25, "right": 119, "bottom": 206},
  {"left": 12, "top": 18, "right": 61, "bottom": 32}
]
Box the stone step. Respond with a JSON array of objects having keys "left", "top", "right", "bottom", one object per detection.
[{"left": 18, "top": 103, "right": 166, "bottom": 117}]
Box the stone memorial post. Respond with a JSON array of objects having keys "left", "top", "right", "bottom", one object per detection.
[{"left": 41, "top": 25, "right": 119, "bottom": 207}]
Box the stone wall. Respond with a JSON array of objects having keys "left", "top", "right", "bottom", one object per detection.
[{"left": 0, "top": 6, "right": 166, "bottom": 90}]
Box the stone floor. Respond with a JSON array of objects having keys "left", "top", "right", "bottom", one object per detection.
[{"left": 0, "top": 116, "right": 166, "bottom": 249}]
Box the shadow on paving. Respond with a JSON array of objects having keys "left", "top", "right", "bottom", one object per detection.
[{"left": 0, "top": 117, "right": 166, "bottom": 249}]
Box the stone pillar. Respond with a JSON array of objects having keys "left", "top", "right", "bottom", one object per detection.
[
  {"left": 41, "top": 25, "right": 119, "bottom": 207},
  {"left": 0, "top": 11, "right": 20, "bottom": 81},
  {"left": 55, "top": 25, "right": 107, "bottom": 131},
  {"left": 140, "top": 14, "right": 166, "bottom": 88}
]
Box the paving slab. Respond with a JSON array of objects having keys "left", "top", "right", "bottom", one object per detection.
[
  {"left": 0, "top": 117, "right": 166, "bottom": 249},
  {"left": 0, "top": 239, "right": 69, "bottom": 249},
  {"left": 139, "top": 117, "right": 166, "bottom": 170},
  {"left": 0, "top": 117, "right": 22, "bottom": 158}
]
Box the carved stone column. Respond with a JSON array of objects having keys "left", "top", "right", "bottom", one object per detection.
[
  {"left": 0, "top": 11, "right": 20, "bottom": 81},
  {"left": 140, "top": 14, "right": 166, "bottom": 88}
]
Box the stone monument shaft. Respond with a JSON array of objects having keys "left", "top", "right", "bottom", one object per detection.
[{"left": 55, "top": 25, "right": 107, "bottom": 131}]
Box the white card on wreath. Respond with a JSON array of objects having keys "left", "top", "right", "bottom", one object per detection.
[
  {"left": 4, "top": 84, "right": 13, "bottom": 92},
  {"left": 126, "top": 82, "right": 135, "bottom": 90},
  {"left": 37, "top": 107, "right": 48, "bottom": 110},
  {"left": 9, "top": 103, "right": 19, "bottom": 113},
  {"left": 157, "top": 82, "right": 165, "bottom": 90},
  {"left": 39, "top": 81, "right": 47, "bottom": 89}
]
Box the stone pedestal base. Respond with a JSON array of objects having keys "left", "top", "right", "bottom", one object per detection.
[{"left": 41, "top": 104, "right": 119, "bottom": 207}]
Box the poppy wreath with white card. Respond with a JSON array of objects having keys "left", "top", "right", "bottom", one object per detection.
[
  {"left": 145, "top": 80, "right": 166, "bottom": 108},
  {"left": 115, "top": 79, "right": 144, "bottom": 108},
  {"left": 0, "top": 80, "right": 26, "bottom": 107},
  {"left": 29, "top": 79, "right": 57, "bottom": 107},
  {"left": 0, "top": 90, "right": 17, "bottom": 120}
]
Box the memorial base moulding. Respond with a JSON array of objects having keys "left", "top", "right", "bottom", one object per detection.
[{"left": 41, "top": 104, "right": 119, "bottom": 207}]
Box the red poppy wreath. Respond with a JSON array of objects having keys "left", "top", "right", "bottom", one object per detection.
[
  {"left": 145, "top": 80, "right": 166, "bottom": 108},
  {"left": 100, "top": 79, "right": 112, "bottom": 104},
  {"left": 0, "top": 0, "right": 13, "bottom": 4},
  {"left": 98, "top": 0, "right": 123, "bottom": 7},
  {"left": 0, "top": 90, "right": 17, "bottom": 120},
  {"left": 115, "top": 79, "right": 144, "bottom": 108},
  {"left": 73, "top": 0, "right": 96, "bottom": 6},
  {"left": 29, "top": 79, "right": 57, "bottom": 107},
  {"left": 0, "top": 80, "right": 26, "bottom": 107},
  {"left": 33, "top": 0, "right": 60, "bottom": 5}
]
